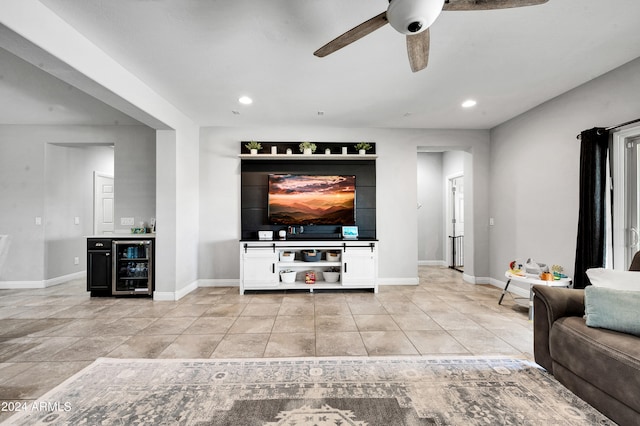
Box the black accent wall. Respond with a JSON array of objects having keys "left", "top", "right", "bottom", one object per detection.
[{"left": 241, "top": 159, "right": 376, "bottom": 240}]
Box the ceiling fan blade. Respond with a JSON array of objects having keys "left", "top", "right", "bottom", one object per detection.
[
  {"left": 406, "top": 29, "right": 430, "bottom": 73},
  {"left": 443, "top": 0, "right": 548, "bottom": 11},
  {"left": 314, "top": 12, "right": 388, "bottom": 57}
]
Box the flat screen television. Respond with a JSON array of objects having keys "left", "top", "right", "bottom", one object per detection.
[{"left": 268, "top": 174, "right": 356, "bottom": 225}]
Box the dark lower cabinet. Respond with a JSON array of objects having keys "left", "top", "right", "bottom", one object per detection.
[
  {"left": 87, "top": 237, "right": 155, "bottom": 297},
  {"left": 87, "top": 239, "right": 112, "bottom": 296}
]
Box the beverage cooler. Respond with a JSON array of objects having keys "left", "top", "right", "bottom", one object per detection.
[{"left": 112, "top": 240, "right": 153, "bottom": 295}]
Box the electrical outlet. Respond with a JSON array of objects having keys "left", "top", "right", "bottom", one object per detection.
[
  {"left": 489, "top": 218, "right": 495, "bottom": 226},
  {"left": 35, "top": 217, "right": 42, "bottom": 225},
  {"left": 74, "top": 257, "right": 79, "bottom": 265},
  {"left": 120, "top": 217, "right": 135, "bottom": 226},
  {"left": 74, "top": 217, "right": 80, "bottom": 225}
]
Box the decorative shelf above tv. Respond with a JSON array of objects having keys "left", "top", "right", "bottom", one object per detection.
[
  {"left": 239, "top": 141, "right": 376, "bottom": 158},
  {"left": 238, "top": 153, "right": 377, "bottom": 160}
]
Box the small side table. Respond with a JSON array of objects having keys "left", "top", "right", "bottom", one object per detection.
[{"left": 498, "top": 271, "right": 571, "bottom": 320}]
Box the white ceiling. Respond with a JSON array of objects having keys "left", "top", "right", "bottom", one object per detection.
[{"left": 3, "top": 0, "right": 640, "bottom": 129}]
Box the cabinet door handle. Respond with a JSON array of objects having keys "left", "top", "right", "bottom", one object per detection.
[
  {"left": 272, "top": 263, "right": 275, "bottom": 274},
  {"left": 344, "top": 263, "right": 347, "bottom": 273}
]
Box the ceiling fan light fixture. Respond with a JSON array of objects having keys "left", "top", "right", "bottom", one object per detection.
[
  {"left": 387, "top": 0, "right": 445, "bottom": 35},
  {"left": 462, "top": 99, "right": 477, "bottom": 108}
]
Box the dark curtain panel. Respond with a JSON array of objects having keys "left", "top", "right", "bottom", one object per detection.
[{"left": 574, "top": 127, "right": 610, "bottom": 289}]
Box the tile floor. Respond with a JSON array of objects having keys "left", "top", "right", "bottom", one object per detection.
[{"left": 0, "top": 266, "right": 531, "bottom": 422}]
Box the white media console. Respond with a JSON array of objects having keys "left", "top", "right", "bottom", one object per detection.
[{"left": 239, "top": 240, "right": 378, "bottom": 294}]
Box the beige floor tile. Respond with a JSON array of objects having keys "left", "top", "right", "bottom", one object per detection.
[
  {"left": 360, "top": 331, "right": 419, "bottom": 356},
  {"left": 158, "top": 334, "right": 224, "bottom": 358},
  {"left": 228, "top": 316, "right": 275, "bottom": 334},
  {"left": 162, "top": 304, "right": 212, "bottom": 317},
  {"left": 106, "top": 334, "right": 177, "bottom": 358},
  {"left": 272, "top": 315, "right": 315, "bottom": 333},
  {"left": 353, "top": 314, "right": 400, "bottom": 331},
  {"left": 448, "top": 329, "right": 522, "bottom": 355},
  {"left": 264, "top": 333, "right": 315, "bottom": 357},
  {"left": 392, "top": 314, "right": 443, "bottom": 331},
  {"left": 316, "top": 331, "right": 367, "bottom": 356},
  {"left": 315, "top": 315, "right": 358, "bottom": 333},
  {"left": 314, "top": 302, "right": 351, "bottom": 316},
  {"left": 202, "top": 303, "right": 247, "bottom": 317},
  {"left": 278, "top": 303, "right": 314, "bottom": 316},
  {"left": 405, "top": 330, "right": 471, "bottom": 355},
  {"left": 183, "top": 317, "right": 236, "bottom": 334},
  {"left": 211, "top": 334, "right": 269, "bottom": 358},
  {"left": 347, "top": 302, "right": 388, "bottom": 315},
  {"left": 428, "top": 311, "right": 483, "bottom": 330},
  {"left": 240, "top": 303, "right": 281, "bottom": 316},
  {"left": 141, "top": 317, "right": 197, "bottom": 335},
  {"left": 380, "top": 302, "right": 425, "bottom": 315},
  {"left": 0, "top": 361, "right": 91, "bottom": 400},
  {"left": 9, "top": 336, "right": 81, "bottom": 362},
  {"left": 47, "top": 335, "right": 130, "bottom": 361}
]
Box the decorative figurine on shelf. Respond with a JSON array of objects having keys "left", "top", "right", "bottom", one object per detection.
[
  {"left": 551, "top": 264, "right": 568, "bottom": 279},
  {"left": 299, "top": 141, "right": 317, "bottom": 155},
  {"left": 245, "top": 141, "right": 262, "bottom": 154},
  {"left": 354, "top": 142, "right": 372, "bottom": 155}
]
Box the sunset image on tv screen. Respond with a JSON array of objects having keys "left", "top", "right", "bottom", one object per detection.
[{"left": 268, "top": 175, "right": 355, "bottom": 225}]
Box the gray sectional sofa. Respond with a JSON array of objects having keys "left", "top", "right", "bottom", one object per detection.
[{"left": 532, "top": 253, "right": 640, "bottom": 425}]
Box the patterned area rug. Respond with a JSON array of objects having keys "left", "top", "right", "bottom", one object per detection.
[{"left": 4, "top": 356, "right": 613, "bottom": 425}]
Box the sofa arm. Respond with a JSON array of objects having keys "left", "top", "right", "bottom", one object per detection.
[{"left": 532, "top": 286, "right": 585, "bottom": 373}]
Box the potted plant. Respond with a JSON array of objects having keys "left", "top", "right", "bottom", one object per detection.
[
  {"left": 245, "top": 141, "right": 262, "bottom": 154},
  {"left": 299, "top": 141, "right": 317, "bottom": 155},
  {"left": 354, "top": 142, "right": 372, "bottom": 155}
]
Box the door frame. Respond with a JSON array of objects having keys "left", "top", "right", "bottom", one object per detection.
[{"left": 612, "top": 126, "right": 640, "bottom": 270}]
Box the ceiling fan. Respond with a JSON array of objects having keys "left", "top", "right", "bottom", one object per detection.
[{"left": 314, "top": 0, "right": 549, "bottom": 72}]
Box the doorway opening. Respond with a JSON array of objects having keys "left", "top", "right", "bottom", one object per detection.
[{"left": 448, "top": 175, "right": 464, "bottom": 272}]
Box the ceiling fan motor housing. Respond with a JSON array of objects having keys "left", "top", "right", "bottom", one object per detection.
[{"left": 387, "top": 0, "right": 445, "bottom": 34}]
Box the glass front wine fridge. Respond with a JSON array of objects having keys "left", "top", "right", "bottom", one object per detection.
[{"left": 112, "top": 240, "right": 153, "bottom": 296}]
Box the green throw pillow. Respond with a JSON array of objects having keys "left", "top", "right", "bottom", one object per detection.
[{"left": 585, "top": 286, "right": 640, "bottom": 336}]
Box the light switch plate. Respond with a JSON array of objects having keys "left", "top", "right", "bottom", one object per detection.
[{"left": 120, "top": 217, "right": 135, "bottom": 226}]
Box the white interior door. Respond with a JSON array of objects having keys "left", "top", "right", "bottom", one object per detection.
[{"left": 94, "top": 172, "right": 114, "bottom": 235}]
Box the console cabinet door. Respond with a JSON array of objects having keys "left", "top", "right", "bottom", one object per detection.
[
  {"left": 342, "top": 247, "right": 376, "bottom": 286},
  {"left": 242, "top": 249, "right": 278, "bottom": 289}
]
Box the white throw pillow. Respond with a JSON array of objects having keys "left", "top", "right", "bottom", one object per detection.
[{"left": 586, "top": 268, "right": 640, "bottom": 291}]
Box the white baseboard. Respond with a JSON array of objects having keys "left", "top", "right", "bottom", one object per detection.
[
  {"left": 488, "top": 277, "right": 529, "bottom": 298},
  {"left": 0, "top": 271, "right": 86, "bottom": 289},
  {"left": 378, "top": 277, "right": 419, "bottom": 286},
  {"left": 153, "top": 279, "right": 199, "bottom": 301},
  {"left": 418, "top": 260, "right": 447, "bottom": 267},
  {"left": 46, "top": 271, "right": 86, "bottom": 287},
  {"left": 462, "top": 274, "right": 491, "bottom": 284}
]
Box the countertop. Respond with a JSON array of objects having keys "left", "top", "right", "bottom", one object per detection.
[{"left": 86, "top": 234, "right": 156, "bottom": 239}]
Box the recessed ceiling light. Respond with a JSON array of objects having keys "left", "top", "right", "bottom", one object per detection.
[
  {"left": 462, "top": 99, "right": 477, "bottom": 108},
  {"left": 238, "top": 96, "right": 253, "bottom": 105}
]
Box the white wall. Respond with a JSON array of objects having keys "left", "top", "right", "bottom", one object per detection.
[
  {"left": 113, "top": 128, "right": 156, "bottom": 232},
  {"left": 489, "top": 56, "right": 640, "bottom": 293},
  {"left": 417, "top": 152, "right": 444, "bottom": 264},
  {"left": 199, "top": 126, "right": 491, "bottom": 285},
  {"left": 0, "top": 124, "right": 152, "bottom": 285},
  {"left": 44, "top": 144, "right": 113, "bottom": 279}
]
